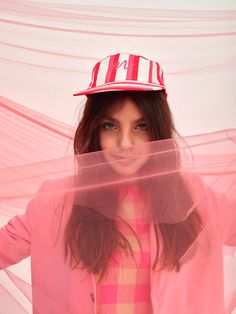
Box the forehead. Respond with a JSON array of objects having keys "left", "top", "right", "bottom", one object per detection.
[{"left": 103, "top": 96, "right": 143, "bottom": 119}]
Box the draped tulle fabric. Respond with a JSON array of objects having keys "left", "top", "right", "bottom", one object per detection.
[
  {"left": 1, "top": 1, "right": 235, "bottom": 134},
  {"left": 0, "top": 94, "right": 235, "bottom": 313},
  {"left": 0, "top": 1, "right": 236, "bottom": 313}
]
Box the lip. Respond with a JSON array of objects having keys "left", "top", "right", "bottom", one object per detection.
[
  {"left": 109, "top": 154, "right": 137, "bottom": 166},
  {"left": 111, "top": 154, "right": 136, "bottom": 160}
]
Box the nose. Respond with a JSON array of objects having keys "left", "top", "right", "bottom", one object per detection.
[{"left": 118, "top": 130, "right": 133, "bottom": 148}]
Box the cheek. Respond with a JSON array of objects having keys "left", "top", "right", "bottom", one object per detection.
[
  {"left": 136, "top": 133, "right": 150, "bottom": 143},
  {"left": 99, "top": 131, "right": 116, "bottom": 150}
]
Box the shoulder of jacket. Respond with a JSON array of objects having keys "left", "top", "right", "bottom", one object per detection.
[{"left": 33, "top": 175, "right": 75, "bottom": 208}]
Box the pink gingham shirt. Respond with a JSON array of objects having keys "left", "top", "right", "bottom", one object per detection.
[{"left": 96, "top": 186, "right": 153, "bottom": 313}]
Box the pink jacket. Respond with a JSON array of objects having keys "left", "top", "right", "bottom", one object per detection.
[{"left": 0, "top": 174, "right": 235, "bottom": 314}]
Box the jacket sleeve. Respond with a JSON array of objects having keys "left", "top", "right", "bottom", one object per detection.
[
  {"left": 188, "top": 172, "right": 236, "bottom": 247},
  {"left": 0, "top": 180, "right": 49, "bottom": 269},
  {"left": 205, "top": 183, "right": 236, "bottom": 247}
]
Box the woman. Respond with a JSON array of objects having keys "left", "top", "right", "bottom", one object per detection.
[{"left": 0, "top": 53, "right": 235, "bottom": 314}]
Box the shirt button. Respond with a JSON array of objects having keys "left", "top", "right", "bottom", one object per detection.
[{"left": 90, "top": 292, "right": 95, "bottom": 303}]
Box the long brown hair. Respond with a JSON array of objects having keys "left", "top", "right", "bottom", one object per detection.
[{"left": 64, "top": 91, "right": 202, "bottom": 279}]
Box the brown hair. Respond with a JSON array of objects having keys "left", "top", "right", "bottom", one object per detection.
[{"left": 64, "top": 91, "right": 202, "bottom": 279}]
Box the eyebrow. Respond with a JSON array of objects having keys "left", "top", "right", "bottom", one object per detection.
[{"left": 101, "top": 116, "right": 146, "bottom": 124}]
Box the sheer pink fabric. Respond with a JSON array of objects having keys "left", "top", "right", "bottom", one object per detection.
[
  {"left": 0, "top": 1, "right": 236, "bottom": 313},
  {"left": 0, "top": 95, "right": 235, "bottom": 313},
  {"left": 1, "top": 1, "right": 235, "bottom": 136}
]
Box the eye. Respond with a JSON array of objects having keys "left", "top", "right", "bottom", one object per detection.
[
  {"left": 136, "top": 122, "right": 148, "bottom": 131},
  {"left": 101, "top": 121, "right": 117, "bottom": 130}
]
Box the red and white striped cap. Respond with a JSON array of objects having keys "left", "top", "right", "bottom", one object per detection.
[{"left": 73, "top": 53, "right": 167, "bottom": 96}]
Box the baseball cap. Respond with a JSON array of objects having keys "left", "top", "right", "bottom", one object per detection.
[{"left": 73, "top": 53, "right": 167, "bottom": 96}]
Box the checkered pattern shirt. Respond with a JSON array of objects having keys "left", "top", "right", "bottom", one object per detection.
[{"left": 96, "top": 186, "right": 152, "bottom": 313}]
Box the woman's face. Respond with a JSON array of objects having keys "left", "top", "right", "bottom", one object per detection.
[{"left": 99, "top": 96, "right": 151, "bottom": 175}]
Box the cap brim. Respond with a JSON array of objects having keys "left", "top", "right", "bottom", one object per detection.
[{"left": 73, "top": 81, "right": 165, "bottom": 96}]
